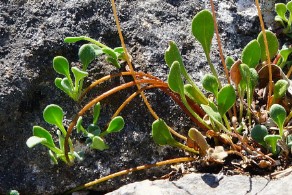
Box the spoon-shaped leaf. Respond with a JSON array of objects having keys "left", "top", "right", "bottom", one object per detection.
[
  {"left": 105, "top": 116, "right": 124, "bottom": 134},
  {"left": 61, "top": 78, "right": 73, "bottom": 94},
  {"left": 168, "top": 61, "right": 184, "bottom": 95},
  {"left": 251, "top": 125, "right": 268, "bottom": 146},
  {"left": 53, "top": 56, "right": 71, "bottom": 79},
  {"left": 257, "top": 30, "right": 279, "bottom": 61},
  {"left": 275, "top": 3, "right": 288, "bottom": 22},
  {"left": 188, "top": 128, "right": 209, "bottom": 156},
  {"left": 93, "top": 102, "right": 101, "bottom": 125},
  {"left": 278, "top": 47, "right": 292, "bottom": 68},
  {"left": 55, "top": 78, "right": 71, "bottom": 95},
  {"left": 202, "top": 74, "right": 219, "bottom": 97},
  {"left": 270, "top": 104, "right": 286, "bottom": 136},
  {"left": 43, "top": 104, "right": 64, "bottom": 130},
  {"left": 26, "top": 136, "right": 46, "bottom": 148},
  {"left": 151, "top": 119, "right": 176, "bottom": 146},
  {"left": 33, "top": 126, "right": 55, "bottom": 148},
  {"left": 201, "top": 104, "right": 223, "bottom": 126},
  {"left": 165, "top": 41, "right": 184, "bottom": 68},
  {"left": 264, "top": 135, "right": 281, "bottom": 155},
  {"left": 287, "top": 1, "right": 292, "bottom": 13},
  {"left": 274, "top": 79, "right": 289, "bottom": 99},
  {"left": 61, "top": 77, "right": 73, "bottom": 95},
  {"left": 78, "top": 44, "right": 96, "bottom": 70},
  {"left": 184, "top": 84, "right": 208, "bottom": 105},
  {"left": 91, "top": 136, "right": 109, "bottom": 151},
  {"left": 241, "top": 40, "right": 261, "bottom": 68},
  {"left": 71, "top": 67, "right": 88, "bottom": 85},
  {"left": 192, "top": 10, "right": 214, "bottom": 57},
  {"left": 217, "top": 84, "right": 236, "bottom": 116}
]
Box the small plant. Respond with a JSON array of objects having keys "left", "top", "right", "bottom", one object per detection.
[
  {"left": 76, "top": 103, "right": 124, "bottom": 150},
  {"left": 54, "top": 36, "right": 126, "bottom": 101},
  {"left": 275, "top": 1, "right": 292, "bottom": 36},
  {"left": 26, "top": 103, "right": 124, "bottom": 164},
  {"left": 27, "top": 0, "right": 292, "bottom": 193}
]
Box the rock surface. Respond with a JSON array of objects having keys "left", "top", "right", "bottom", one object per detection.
[
  {"left": 107, "top": 173, "right": 292, "bottom": 195},
  {"left": 0, "top": 0, "right": 288, "bottom": 194}
]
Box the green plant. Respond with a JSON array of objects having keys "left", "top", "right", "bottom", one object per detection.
[
  {"left": 26, "top": 103, "right": 124, "bottom": 164},
  {"left": 54, "top": 36, "right": 126, "bottom": 101},
  {"left": 275, "top": 1, "right": 292, "bottom": 36},
  {"left": 76, "top": 103, "right": 125, "bottom": 150},
  {"left": 27, "top": 0, "right": 292, "bottom": 193}
]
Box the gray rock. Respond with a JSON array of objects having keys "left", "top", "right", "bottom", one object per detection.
[
  {"left": 0, "top": 0, "right": 284, "bottom": 194},
  {"left": 107, "top": 173, "right": 292, "bottom": 195}
]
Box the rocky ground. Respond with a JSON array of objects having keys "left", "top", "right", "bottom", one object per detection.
[{"left": 0, "top": 0, "right": 289, "bottom": 194}]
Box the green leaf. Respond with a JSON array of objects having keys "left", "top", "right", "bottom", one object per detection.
[
  {"left": 87, "top": 124, "right": 101, "bottom": 135},
  {"left": 225, "top": 56, "right": 235, "bottom": 70},
  {"left": 49, "top": 150, "right": 58, "bottom": 165},
  {"left": 151, "top": 119, "right": 176, "bottom": 146},
  {"left": 275, "top": 3, "right": 288, "bottom": 22},
  {"left": 251, "top": 125, "right": 268, "bottom": 146},
  {"left": 105, "top": 56, "right": 121, "bottom": 68},
  {"left": 78, "top": 44, "right": 96, "bottom": 70},
  {"left": 275, "top": 15, "right": 285, "bottom": 27},
  {"left": 61, "top": 78, "right": 73, "bottom": 94},
  {"left": 33, "top": 126, "right": 55, "bottom": 148},
  {"left": 270, "top": 104, "right": 286, "bottom": 136},
  {"left": 192, "top": 10, "right": 214, "bottom": 57},
  {"left": 91, "top": 136, "right": 109, "bottom": 150},
  {"left": 114, "top": 47, "right": 124, "bottom": 54},
  {"left": 26, "top": 136, "right": 46, "bottom": 148},
  {"left": 274, "top": 79, "right": 289, "bottom": 99},
  {"left": 76, "top": 117, "right": 85, "bottom": 134},
  {"left": 43, "top": 104, "right": 64, "bottom": 130},
  {"left": 278, "top": 47, "right": 292, "bottom": 68},
  {"left": 257, "top": 30, "right": 279, "bottom": 61},
  {"left": 202, "top": 74, "right": 219, "bottom": 97},
  {"left": 93, "top": 103, "right": 101, "bottom": 125},
  {"left": 287, "top": 1, "right": 292, "bottom": 13},
  {"left": 53, "top": 56, "right": 71, "bottom": 79},
  {"left": 71, "top": 67, "right": 88, "bottom": 84},
  {"left": 264, "top": 135, "right": 281, "bottom": 155},
  {"left": 249, "top": 68, "right": 259, "bottom": 90},
  {"left": 55, "top": 78, "right": 71, "bottom": 95},
  {"left": 165, "top": 41, "right": 184, "bottom": 68},
  {"left": 201, "top": 104, "right": 223, "bottom": 126},
  {"left": 102, "top": 48, "right": 117, "bottom": 60},
  {"left": 241, "top": 40, "right": 261, "bottom": 68},
  {"left": 168, "top": 61, "right": 184, "bottom": 95},
  {"left": 184, "top": 84, "right": 208, "bottom": 105},
  {"left": 217, "top": 84, "right": 236, "bottom": 116},
  {"left": 106, "top": 116, "right": 124, "bottom": 134},
  {"left": 239, "top": 64, "right": 250, "bottom": 92},
  {"left": 64, "top": 36, "right": 85, "bottom": 43}
]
